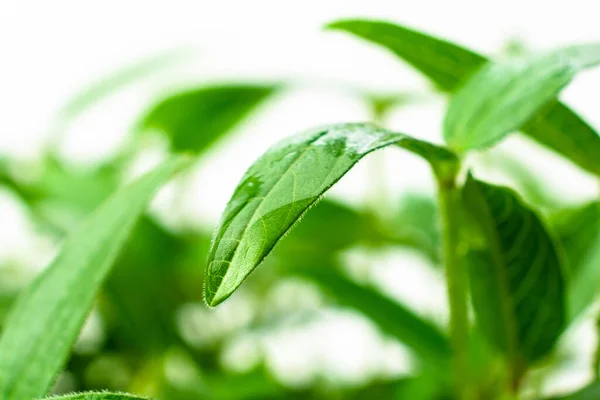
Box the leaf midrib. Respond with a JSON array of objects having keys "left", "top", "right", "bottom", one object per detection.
[{"left": 471, "top": 184, "right": 521, "bottom": 364}]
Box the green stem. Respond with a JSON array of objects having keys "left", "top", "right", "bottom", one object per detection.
[{"left": 438, "top": 178, "right": 473, "bottom": 400}]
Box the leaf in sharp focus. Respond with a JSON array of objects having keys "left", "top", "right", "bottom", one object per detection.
[
  {"left": 326, "top": 19, "right": 600, "bottom": 176},
  {"left": 551, "top": 202, "right": 600, "bottom": 320},
  {"left": 0, "top": 157, "right": 190, "bottom": 400},
  {"left": 139, "top": 84, "right": 277, "bottom": 154},
  {"left": 463, "top": 175, "right": 566, "bottom": 368},
  {"left": 40, "top": 393, "right": 150, "bottom": 400},
  {"left": 205, "top": 122, "right": 458, "bottom": 307},
  {"left": 294, "top": 265, "right": 451, "bottom": 369},
  {"left": 444, "top": 45, "right": 600, "bottom": 151}
]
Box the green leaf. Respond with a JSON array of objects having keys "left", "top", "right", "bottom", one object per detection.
[
  {"left": 41, "top": 393, "right": 150, "bottom": 400},
  {"left": 138, "top": 84, "right": 276, "bottom": 153},
  {"left": 274, "top": 199, "right": 389, "bottom": 258},
  {"left": 463, "top": 175, "right": 566, "bottom": 369},
  {"left": 551, "top": 202, "right": 600, "bottom": 320},
  {"left": 543, "top": 381, "right": 600, "bottom": 399},
  {"left": 102, "top": 216, "right": 188, "bottom": 353},
  {"left": 205, "top": 122, "right": 458, "bottom": 306},
  {"left": 393, "top": 193, "right": 441, "bottom": 264},
  {"left": 295, "top": 265, "right": 451, "bottom": 368},
  {"left": 445, "top": 45, "right": 600, "bottom": 151},
  {"left": 0, "top": 157, "right": 190, "bottom": 400},
  {"left": 56, "top": 48, "right": 191, "bottom": 122},
  {"left": 327, "top": 19, "right": 600, "bottom": 176}
]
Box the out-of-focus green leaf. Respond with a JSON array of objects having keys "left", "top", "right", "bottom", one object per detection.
[
  {"left": 445, "top": 44, "right": 600, "bottom": 151},
  {"left": 393, "top": 193, "right": 440, "bottom": 264},
  {"left": 295, "top": 265, "right": 451, "bottom": 368},
  {"left": 275, "top": 199, "right": 389, "bottom": 258},
  {"left": 56, "top": 48, "right": 191, "bottom": 122},
  {"left": 205, "top": 122, "right": 458, "bottom": 307},
  {"left": 463, "top": 175, "right": 566, "bottom": 371},
  {"left": 480, "top": 152, "right": 560, "bottom": 209},
  {"left": 0, "top": 157, "right": 190, "bottom": 400},
  {"left": 40, "top": 393, "right": 150, "bottom": 400},
  {"left": 102, "top": 217, "right": 188, "bottom": 353},
  {"left": 138, "top": 84, "right": 277, "bottom": 153},
  {"left": 159, "top": 367, "right": 286, "bottom": 400},
  {"left": 552, "top": 202, "right": 600, "bottom": 320},
  {"left": 36, "top": 157, "right": 120, "bottom": 212},
  {"left": 544, "top": 381, "right": 600, "bottom": 399},
  {"left": 327, "top": 19, "right": 600, "bottom": 176}
]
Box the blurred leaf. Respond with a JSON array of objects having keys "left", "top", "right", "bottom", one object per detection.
[
  {"left": 139, "top": 84, "right": 277, "bottom": 153},
  {"left": 295, "top": 265, "right": 451, "bottom": 369},
  {"left": 393, "top": 193, "right": 441, "bottom": 264},
  {"left": 480, "top": 152, "right": 560, "bottom": 209},
  {"left": 41, "top": 393, "right": 150, "bottom": 400},
  {"left": 275, "top": 199, "right": 389, "bottom": 258},
  {"left": 0, "top": 157, "right": 190, "bottom": 400},
  {"left": 444, "top": 44, "right": 600, "bottom": 151},
  {"left": 327, "top": 19, "right": 600, "bottom": 176},
  {"left": 36, "top": 157, "right": 120, "bottom": 212},
  {"left": 205, "top": 122, "right": 458, "bottom": 306},
  {"left": 463, "top": 175, "right": 566, "bottom": 372},
  {"left": 551, "top": 202, "right": 600, "bottom": 320},
  {"left": 159, "top": 367, "right": 287, "bottom": 400},
  {"left": 393, "top": 372, "right": 451, "bottom": 400},
  {"left": 544, "top": 381, "right": 600, "bottom": 399},
  {"left": 56, "top": 48, "right": 191, "bottom": 122},
  {"left": 101, "top": 217, "right": 189, "bottom": 353}
]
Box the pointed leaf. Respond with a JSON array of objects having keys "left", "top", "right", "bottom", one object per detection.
[
  {"left": 139, "top": 84, "right": 276, "bottom": 153},
  {"left": 295, "top": 265, "right": 451, "bottom": 368},
  {"left": 0, "top": 157, "right": 190, "bottom": 400},
  {"left": 463, "top": 175, "right": 566, "bottom": 367},
  {"left": 445, "top": 45, "right": 600, "bottom": 150},
  {"left": 327, "top": 19, "right": 600, "bottom": 176},
  {"left": 205, "top": 122, "right": 458, "bottom": 306},
  {"left": 552, "top": 202, "right": 600, "bottom": 320}
]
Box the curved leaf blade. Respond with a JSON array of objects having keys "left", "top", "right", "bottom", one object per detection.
[
  {"left": 445, "top": 45, "right": 600, "bottom": 150},
  {"left": 463, "top": 175, "right": 566, "bottom": 368},
  {"left": 327, "top": 19, "right": 600, "bottom": 176},
  {"left": 0, "top": 157, "right": 189, "bottom": 400},
  {"left": 139, "top": 84, "right": 276, "bottom": 153},
  {"left": 205, "top": 122, "right": 457, "bottom": 306},
  {"left": 552, "top": 202, "right": 600, "bottom": 320}
]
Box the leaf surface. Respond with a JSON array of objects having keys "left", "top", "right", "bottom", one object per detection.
[
  {"left": 327, "top": 19, "right": 600, "bottom": 175},
  {"left": 205, "top": 122, "right": 457, "bottom": 306},
  {"left": 552, "top": 202, "right": 600, "bottom": 320},
  {"left": 0, "top": 157, "right": 189, "bottom": 399},
  {"left": 41, "top": 393, "right": 150, "bottom": 400},
  {"left": 445, "top": 45, "right": 600, "bottom": 150},
  {"left": 139, "top": 84, "right": 276, "bottom": 153},
  {"left": 463, "top": 175, "right": 566, "bottom": 367}
]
